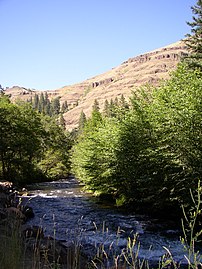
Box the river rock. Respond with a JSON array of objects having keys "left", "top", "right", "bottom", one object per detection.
[
  {"left": 21, "top": 205, "right": 35, "bottom": 219},
  {"left": 0, "top": 181, "right": 13, "bottom": 193},
  {"left": 5, "top": 206, "right": 26, "bottom": 222}
]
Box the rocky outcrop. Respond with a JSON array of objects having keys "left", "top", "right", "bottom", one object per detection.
[
  {"left": 0, "top": 181, "right": 34, "bottom": 224},
  {"left": 92, "top": 77, "right": 114, "bottom": 88},
  {"left": 125, "top": 45, "right": 187, "bottom": 65}
]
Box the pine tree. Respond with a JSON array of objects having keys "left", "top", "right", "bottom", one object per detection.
[
  {"left": 61, "top": 101, "right": 68, "bottom": 113},
  {"left": 59, "top": 114, "right": 66, "bottom": 130},
  {"left": 44, "top": 99, "right": 51, "bottom": 116},
  {"left": 78, "top": 110, "right": 87, "bottom": 131},
  {"left": 103, "top": 99, "right": 110, "bottom": 117},
  {"left": 44, "top": 92, "right": 49, "bottom": 106},
  {"left": 39, "top": 92, "right": 45, "bottom": 113},
  {"left": 184, "top": 0, "right": 202, "bottom": 69},
  {"left": 33, "top": 94, "right": 39, "bottom": 110},
  {"left": 119, "top": 94, "right": 129, "bottom": 109},
  {"left": 108, "top": 99, "right": 116, "bottom": 118},
  {"left": 51, "top": 97, "right": 60, "bottom": 115},
  {"left": 92, "top": 99, "right": 100, "bottom": 112},
  {"left": 90, "top": 99, "right": 102, "bottom": 128}
]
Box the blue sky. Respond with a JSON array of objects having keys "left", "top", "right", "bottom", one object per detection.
[{"left": 0, "top": 0, "right": 196, "bottom": 90}]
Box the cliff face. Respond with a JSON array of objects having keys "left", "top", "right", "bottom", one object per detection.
[{"left": 4, "top": 41, "right": 187, "bottom": 130}]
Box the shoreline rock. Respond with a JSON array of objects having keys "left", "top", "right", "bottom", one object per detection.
[{"left": 0, "top": 181, "right": 88, "bottom": 268}]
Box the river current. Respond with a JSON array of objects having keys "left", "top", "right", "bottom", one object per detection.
[{"left": 22, "top": 176, "right": 189, "bottom": 265}]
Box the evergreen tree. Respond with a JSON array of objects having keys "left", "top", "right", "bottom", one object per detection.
[
  {"left": 184, "top": 0, "right": 202, "bottom": 69},
  {"left": 59, "top": 114, "right": 66, "bottom": 130},
  {"left": 61, "top": 100, "right": 68, "bottom": 113},
  {"left": 39, "top": 92, "right": 45, "bottom": 113},
  {"left": 78, "top": 110, "right": 87, "bottom": 131},
  {"left": 103, "top": 99, "right": 110, "bottom": 117},
  {"left": 51, "top": 97, "right": 60, "bottom": 115},
  {"left": 119, "top": 94, "right": 129, "bottom": 109},
  {"left": 44, "top": 92, "right": 49, "bottom": 106},
  {"left": 33, "top": 94, "right": 39, "bottom": 110},
  {"left": 0, "top": 84, "right": 4, "bottom": 93},
  {"left": 108, "top": 99, "right": 116, "bottom": 118},
  {"left": 92, "top": 99, "right": 100, "bottom": 112},
  {"left": 114, "top": 97, "right": 119, "bottom": 107},
  {"left": 44, "top": 98, "right": 51, "bottom": 116}
]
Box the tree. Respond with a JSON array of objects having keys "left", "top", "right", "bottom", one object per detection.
[
  {"left": 0, "top": 84, "right": 4, "bottom": 94},
  {"left": 72, "top": 63, "right": 202, "bottom": 215},
  {"left": 59, "top": 114, "right": 66, "bottom": 130},
  {"left": 184, "top": 0, "right": 202, "bottom": 69},
  {"left": 44, "top": 92, "right": 49, "bottom": 106},
  {"left": 78, "top": 110, "right": 87, "bottom": 132},
  {"left": 103, "top": 99, "right": 110, "bottom": 117},
  {"left": 51, "top": 97, "right": 60, "bottom": 115},
  {"left": 33, "top": 94, "right": 39, "bottom": 110},
  {"left": 92, "top": 99, "right": 100, "bottom": 112},
  {"left": 39, "top": 92, "right": 45, "bottom": 113},
  {"left": 44, "top": 98, "right": 51, "bottom": 116},
  {"left": 149, "top": 63, "right": 202, "bottom": 208},
  {"left": 71, "top": 117, "right": 120, "bottom": 193},
  {"left": 61, "top": 101, "right": 68, "bottom": 113},
  {"left": 0, "top": 97, "right": 46, "bottom": 183},
  {"left": 38, "top": 115, "right": 72, "bottom": 179},
  {"left": 0, "top": 95, "right": 72, "bottom": 184},
  {"left": 119, "top": 94, "right": 129, "bottom": 109}
]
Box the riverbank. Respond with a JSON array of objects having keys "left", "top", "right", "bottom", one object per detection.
[{"left": 0, "top": 181, "right": 89, "bottom": 269}]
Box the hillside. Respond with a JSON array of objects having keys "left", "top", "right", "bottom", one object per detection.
[{"left": 4, "top": 40, "right": 187, "bottom": 130}]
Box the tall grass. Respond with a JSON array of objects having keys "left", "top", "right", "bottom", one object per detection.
[{"left": 0, "top": 217, "right": 23, "bottom": 269}]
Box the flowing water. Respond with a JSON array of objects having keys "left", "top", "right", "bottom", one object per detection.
[{"left": 22, "top": 176, "right": 189, "bottom": 265}]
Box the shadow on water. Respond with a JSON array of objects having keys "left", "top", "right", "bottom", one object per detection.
[{"left": 21, "top": 176, "right": 188, "bottom": 265}]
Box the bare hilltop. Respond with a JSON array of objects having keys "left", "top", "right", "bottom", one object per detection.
[{"left": 4, "top": 41, "right": 187, "bottom": 130}]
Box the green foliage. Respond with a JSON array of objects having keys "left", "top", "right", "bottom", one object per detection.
[
  {"left": 59, "top": 114, "right": 66, "bottom": 130},
  {"left": 150, "top": 63, "right": 202, "bottom": 205},
  {"left": 71, "top": 63, "right": 202, "bottom": 214},
  {"left": 184, "top": 0, "right": 202, "bottom": 69},
  {"left": 0, "top": 96, "right": 72, "bottom": 184},
  {"left": 92, "top": 99, "right": 100, "bottom": 112},
  {"left": 61, "top": 100, "right": 68, "bottom": 113},
  {"left": 51, "top": 97, "right": 61, "bottom": 115},
  {"left": 37, "top": 115, "right": 72, "bottom": 180},
  {"left": 78, "top": 110, "right": 87, "bottom": 134},
  {"left": 0, "top": 98, "right": 46, "bottom": 184},
  {"left": 72, "top": 116, "right": 120, "bottom": 193}
]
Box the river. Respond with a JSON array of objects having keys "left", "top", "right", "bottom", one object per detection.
[{"left": 21, "top": 176, "right": 189, "bottom": 266}]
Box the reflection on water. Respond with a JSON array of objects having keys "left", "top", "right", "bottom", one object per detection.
[{"left": 22, "top": 176, "right": 188, "bottom": 264}]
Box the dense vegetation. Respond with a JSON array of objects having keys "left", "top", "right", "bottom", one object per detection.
[
  {"left": 0, "top": 95, "right": 72, "bottom": 185},
  {"left": 71, "top": 63, "right": 202, "bottom": 215}
]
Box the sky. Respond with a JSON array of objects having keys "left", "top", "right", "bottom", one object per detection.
[{"left": 0, "top": 0, "right": 196, "bottom": 90}]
